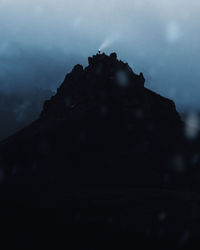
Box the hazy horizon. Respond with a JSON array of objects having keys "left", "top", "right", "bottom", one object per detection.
[{"left": 0, "top": 0, "right": 200, "bottom": 112}]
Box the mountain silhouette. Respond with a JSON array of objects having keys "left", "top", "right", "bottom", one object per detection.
[{"left": 0, "top": 52, "right": 200, "bottom": 247}]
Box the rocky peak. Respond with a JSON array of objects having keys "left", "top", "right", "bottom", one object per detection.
[
  {"left": 0, "top": 52, "right": 188, "bottom": 190},
  {"left": 40, "top": 52, "right": 146, "bottom": 119},
  {"left": 86, "top": 52, "right": 144, "bottom": 86}
]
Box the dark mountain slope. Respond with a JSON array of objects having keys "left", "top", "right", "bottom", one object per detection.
[
  {"left": 0, "top": 89, "right": 53, "bottom": 141},
  {"left": 0, "top": 53, "right": 184, "bottom": 185},
  {"left": 0, "top": 52, "right": 200, "bottom": 247}
]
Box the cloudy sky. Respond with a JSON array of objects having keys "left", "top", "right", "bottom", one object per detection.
[{"left": 0, "top": 0, "right": 200, "bottom": 111}]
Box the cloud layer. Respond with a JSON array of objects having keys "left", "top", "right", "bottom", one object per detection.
[{"left": 0, "top": 0, "right": 200, "bottom": 111}]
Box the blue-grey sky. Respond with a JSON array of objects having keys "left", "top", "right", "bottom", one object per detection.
[{"left": 0, "top": 0, "right": 200, "bottom": 111}]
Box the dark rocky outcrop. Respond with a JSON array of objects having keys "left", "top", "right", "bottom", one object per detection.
[
  {"left": 0, "top": 52, "right": 189, "bottom": 186},
  {"left": 0, "top": 52, "right": 200, "bottom": 247}
]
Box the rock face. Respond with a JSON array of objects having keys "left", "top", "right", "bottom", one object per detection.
[
  {"left": 40, "top": 52, "right": 145, "bottom": 119},
  {"left": 1, "top": 52, "right": 200, "bottom": 247},
  {"left": 0, "top": 52, "right": 187, "bottom": 187},
  {"left": 0, "top": 52, "right": 186, "bottom": 187}
]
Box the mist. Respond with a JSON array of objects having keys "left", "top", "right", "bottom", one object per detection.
[{"left": 0, "top": 0, "right": 200, "bottom": 112}]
